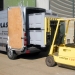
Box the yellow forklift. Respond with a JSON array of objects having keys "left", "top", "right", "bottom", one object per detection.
[{"left": 45, "top": 18, "right": 75, "bottom": 68}]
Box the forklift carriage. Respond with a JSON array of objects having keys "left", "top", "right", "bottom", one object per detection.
[{"left": 45, "top": 18, "right": 75, "bottom": 68}]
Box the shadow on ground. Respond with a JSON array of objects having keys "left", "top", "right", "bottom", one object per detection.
[
  {"left": 0, "top": 50, "right": 49, "bottom": 60},
  {"left": 18, "top": 51, "right": 49, "bottom": 60},
  {"left": 0, "top": 51, "right": 7, "bottom": 55},
  {"left": 18, "top": 46, "right": 50, "bottom": 60}
]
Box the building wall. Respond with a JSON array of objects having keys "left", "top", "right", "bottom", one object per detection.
[
  {"left": 50, "top": 0, "right": 75, "bottom": 18},
  {"left": 36, "top": 0, "right": 49, "bottom": 10},
  {"left": 3, "top": 0, "right": 75, "bottom": 17},
  {"left": 4, "top": 0, "right": 35, "bottom": 9},
  {"left": 36, "top": 0, "right": 75, "bottom": 18}
]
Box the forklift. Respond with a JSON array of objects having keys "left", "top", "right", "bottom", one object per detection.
[{"left": 45, "top": 18, "right": 75, "bottom": 68}]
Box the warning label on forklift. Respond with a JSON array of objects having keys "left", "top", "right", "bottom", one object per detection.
[
  {"left": 59, "top": 56, "right": 68, "bottom": 60},
  {"left": 59, "top": 56, "right": 75, "bottom": 61},
  {"left": 69, "top": 58, "right": 75, "bottom": 61}
]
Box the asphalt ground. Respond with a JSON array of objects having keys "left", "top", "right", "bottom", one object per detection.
[{"left": 0, "top": 51, "right": 75, "bottom": 75}]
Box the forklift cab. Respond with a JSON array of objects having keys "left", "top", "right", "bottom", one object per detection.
[
  {"left": 50, "top": 19, "right": 65, "bottom": 46},
  {"left": 46, "top": 18, "right": 75, "bottom": 68}
]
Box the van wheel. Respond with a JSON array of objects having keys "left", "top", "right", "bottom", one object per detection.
[
  {"left": 7, "top": 49, "right": 17, "bottom": 60},
  {"left": 45, "top": 56, "right": 56, "bottom": 67}
]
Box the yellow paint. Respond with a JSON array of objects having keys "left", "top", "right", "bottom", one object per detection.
[
  {"left": 48, "top": 18, "right": 50, "bottom": 32},
  {"left": 47, "top": 17, "right": 75, "bottom": 67},
  {"left": 54, "top": 55, "right": 75, "bottom": 66},
  {"left": 49, "top": 20, "right": 60, "bottom": 55},
  {"left": 44, "top": 17, "right": 47, "bottom": 45},
  {"left": 58, "top": 47, "right": 75, "bottom": 57}
]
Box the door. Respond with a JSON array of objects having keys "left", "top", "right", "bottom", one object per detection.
[{"left": 8, "top": 7, "right": 23, "bottom": 50}]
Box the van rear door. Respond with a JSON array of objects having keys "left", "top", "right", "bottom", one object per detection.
[{"left": 8, "top": 7, "right": 24, "bottom": 50}]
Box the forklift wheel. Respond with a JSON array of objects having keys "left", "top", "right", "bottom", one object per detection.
[{"left": 45, "top": 56, "right": 56, "bottom": 67}]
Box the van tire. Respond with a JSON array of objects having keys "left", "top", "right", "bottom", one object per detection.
[{"left": 7, "top": 49, "right": 17, "bottom": 60}]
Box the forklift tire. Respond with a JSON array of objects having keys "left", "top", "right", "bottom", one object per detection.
[
  {"left": 7, "top": 49, "right": 17, "bottom": 60},
  {"left": 45, "top": 56, "right": 56, "bottom": 67}
]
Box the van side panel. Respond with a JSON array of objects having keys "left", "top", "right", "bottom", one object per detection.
[{"left": 0, "top": 10, "right": 8, "bottom": 51}]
